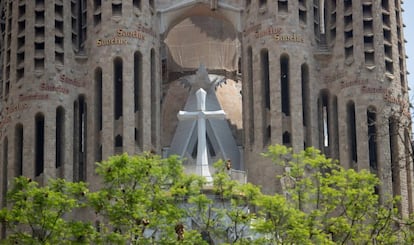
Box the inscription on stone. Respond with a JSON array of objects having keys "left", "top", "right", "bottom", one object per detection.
[
  {"left": 40, "top": 83, "right": 69, "bottom": 94},
  {"left": 19, "top": 93, "right": 49, "bottom": 101},
  {"left": 96, "top": 26, "right": 155, "bottom": 47},
  {"left": 59, "top": 74, "right": 87, "bottom": 87}
]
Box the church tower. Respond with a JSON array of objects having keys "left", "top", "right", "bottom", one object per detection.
[{"left": 0, "top": 0, "right": 412, "bottom": 218}]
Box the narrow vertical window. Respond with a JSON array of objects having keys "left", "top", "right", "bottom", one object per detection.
[
  {"left": 150, "top": 49, "right": 157, "bottom": 148},
  {"left": 261, "top": 49, "right": 270, "bottom": 110},
  {"left": 322, "top": 93, "right": 329, "bottom": 147},
  {"left": 347, "top": 101, "right": 357, "bottom": 165},
  {"left": 95, "top": 68, "right": 102, "bottom": 162},
  {"left": 389, "top": 116, "right": 401, "bottom": 207},
  {"left": 74, "top": 96, "right": 86, "bottom": 181},
  {"left": 112, "top": 1, "right": 122, "bottom": 16},
  {"left": 35, "top": 113, "right": 45, "bottom": 176},
  {"left": 367, "top": 107, "right": 377, "bottom": 173},
  {"left": 14, "top": 124, "right": 23, "bottom": 176},
  {"left": 95, "top": 68, "right": 102, "bottom": 131},
  {"left": 299, "top": 0, "right": 307, "bottom": 24},
  {"left": 281, "top": 55, "right": 290, "bottom": 116},
  {"left": 56, "top": 107, "right": 65, "bottom": 174},
  {"left": 247, "top": 47, "right": 254, "bottom": 145},
  {"left": 114, "top": 58, "right": 123, "bottom": 120},
  {"left": 71, "top": 0, "right": 87, "bottom": 53},
  {"left": 301, "top": 64, "right": 310, "bottom": 147},
  {"left": 55, "top": 0, "right": 65, "bottom": 65},
  {"left": 261, "top": 49, "right": 270, "bottom": 146},
  {"left": 93, "top": 0, "right": 102, "bottom": 26},
  {"left": 134, "top": 52, "right": 142, "bottom": 148},
  {"left": 134, "top": 53, "right": 142, "bottom": 113}
]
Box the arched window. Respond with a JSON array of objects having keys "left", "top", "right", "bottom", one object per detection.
[
  {"left": 367, "top": 107, "right": 377, "bottom": 173},
  {"left": 56, "top": 107, "right": 65, "bottom": 173},
  {"left": 261, "top": 49, "right": 270, "bottom": 146},
  {"left": 389, "top": 116, "right": 400, "bottom": 202},
  {"left": 281, "top": 54, "right": 290, "bottom": 116},
  {"left": 247, "top": 46, "right": 254, "bottom": 145},
  {"left": 134, "top": 52, "right": 143, "bottom": 148},
  {"left": 347, "top": 101, "right": 357, "bottom": 165},
  {"left": 35, "top": 113, "right": 45, "bottom": 176},
  {"left": 14, "top": 123, "right": 23, "bottom": 176},
  {"left": 112, "top": 0, "right": 122, "bottom": 16},
  {"left": 319, "top": 90, "right": 329, "bottom": 148},
  {"left": 114, "top": 57, "right": 123, "bottom": 120},
  {"left": 150, "top": 49, "right": 157, "bottom": 148},
  {"left": 301, "top": 63, "right": 310, "bottom": 147},
  {"left": 261, "top": 49, "right": 270, "bottom": 110},
  {"left": 74, "top": 96, "right": 86, "bottom": 181},
  {"left": 71, "top": 0, "right": 87, "bottom": 53},
  {"left": 95, "top": 68, "right": 102, "bottom": 162},
  {"left": 95, "top": 68, "right": 102, "bottom": 131}
]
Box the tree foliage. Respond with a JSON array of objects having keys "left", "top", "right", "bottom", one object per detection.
[{"left": 1, "top": 146, "right": 414, "bottom": 244}]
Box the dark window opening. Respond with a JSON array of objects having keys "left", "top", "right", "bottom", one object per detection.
[
  {"left": 134, "top": 52, "right": 142, "bottom": 112},
  {"left": 347, "top": 101, "right": 357, "bottom": 164},
  {"left": 72, "top": 0, "right": 87, "bottom": 53},
  {"left": 150, "top": 49, "right": 156, "bottom": 147},
  {"left": 112, "top": 3, "right": 122, "bottom": 16},
  {"left": 248, "top": 47, "right": 254, "bottom": 145},
  {"left": 261, "top": 49, "right": 270, "bottom": 110},
  {"left": 278, "top": 1, "right": 288, "bottom": 12},
  {"left": 265, "top": 125, "right": 271, "bottom": 146},
  {"left": 15, "top": 124, "right": 23, "bottom": 176},
  {"left": 93, "top": 0, "right": 102, "bottom": 26},
  {"left": 389, "top": 116, "right": 401, "bottom": 210},
  {"left": 367, "top": 108, "right": 377, "bottom": 172},
  {"left": 95, "top": 68, "right": 102, "bottom": 131},
  {"left": 35, "top": 113, "right": 45, "bottom": 176},
  {"left": 114, "top": 58, "right": 123, "bottom": 120},
  {"left": 56, "top": 107, "right": 65, "bottom": 169},
  {"left": 283, "top": 131, "right": 291, "bottom": 146},
  {"left": 281, "top": 55, "right": 290, "bottom": 116},
  {"left": 74, "top": 96, "right": 87, "bottom": 181},
  {"left": 301, "top": 64, "right": 309, "bottom": 127},
  {"left": 115, "top": 135, "right": 123, "bottom": 148},
  {"left": 133, "top": 0, "right": 141, "bottom": 9}
]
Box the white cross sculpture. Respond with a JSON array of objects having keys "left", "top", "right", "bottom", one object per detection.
[{"left": 177, "top": 88, "right": 226, "bottom": 183}]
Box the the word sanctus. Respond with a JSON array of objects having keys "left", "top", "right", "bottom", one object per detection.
[{"left": 96, "top": 29, "right": 145, "bottom": 47}]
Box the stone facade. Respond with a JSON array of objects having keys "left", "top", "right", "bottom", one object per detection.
[{"left": 0, "top": 0, "right": 412, "bottom": 216}]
